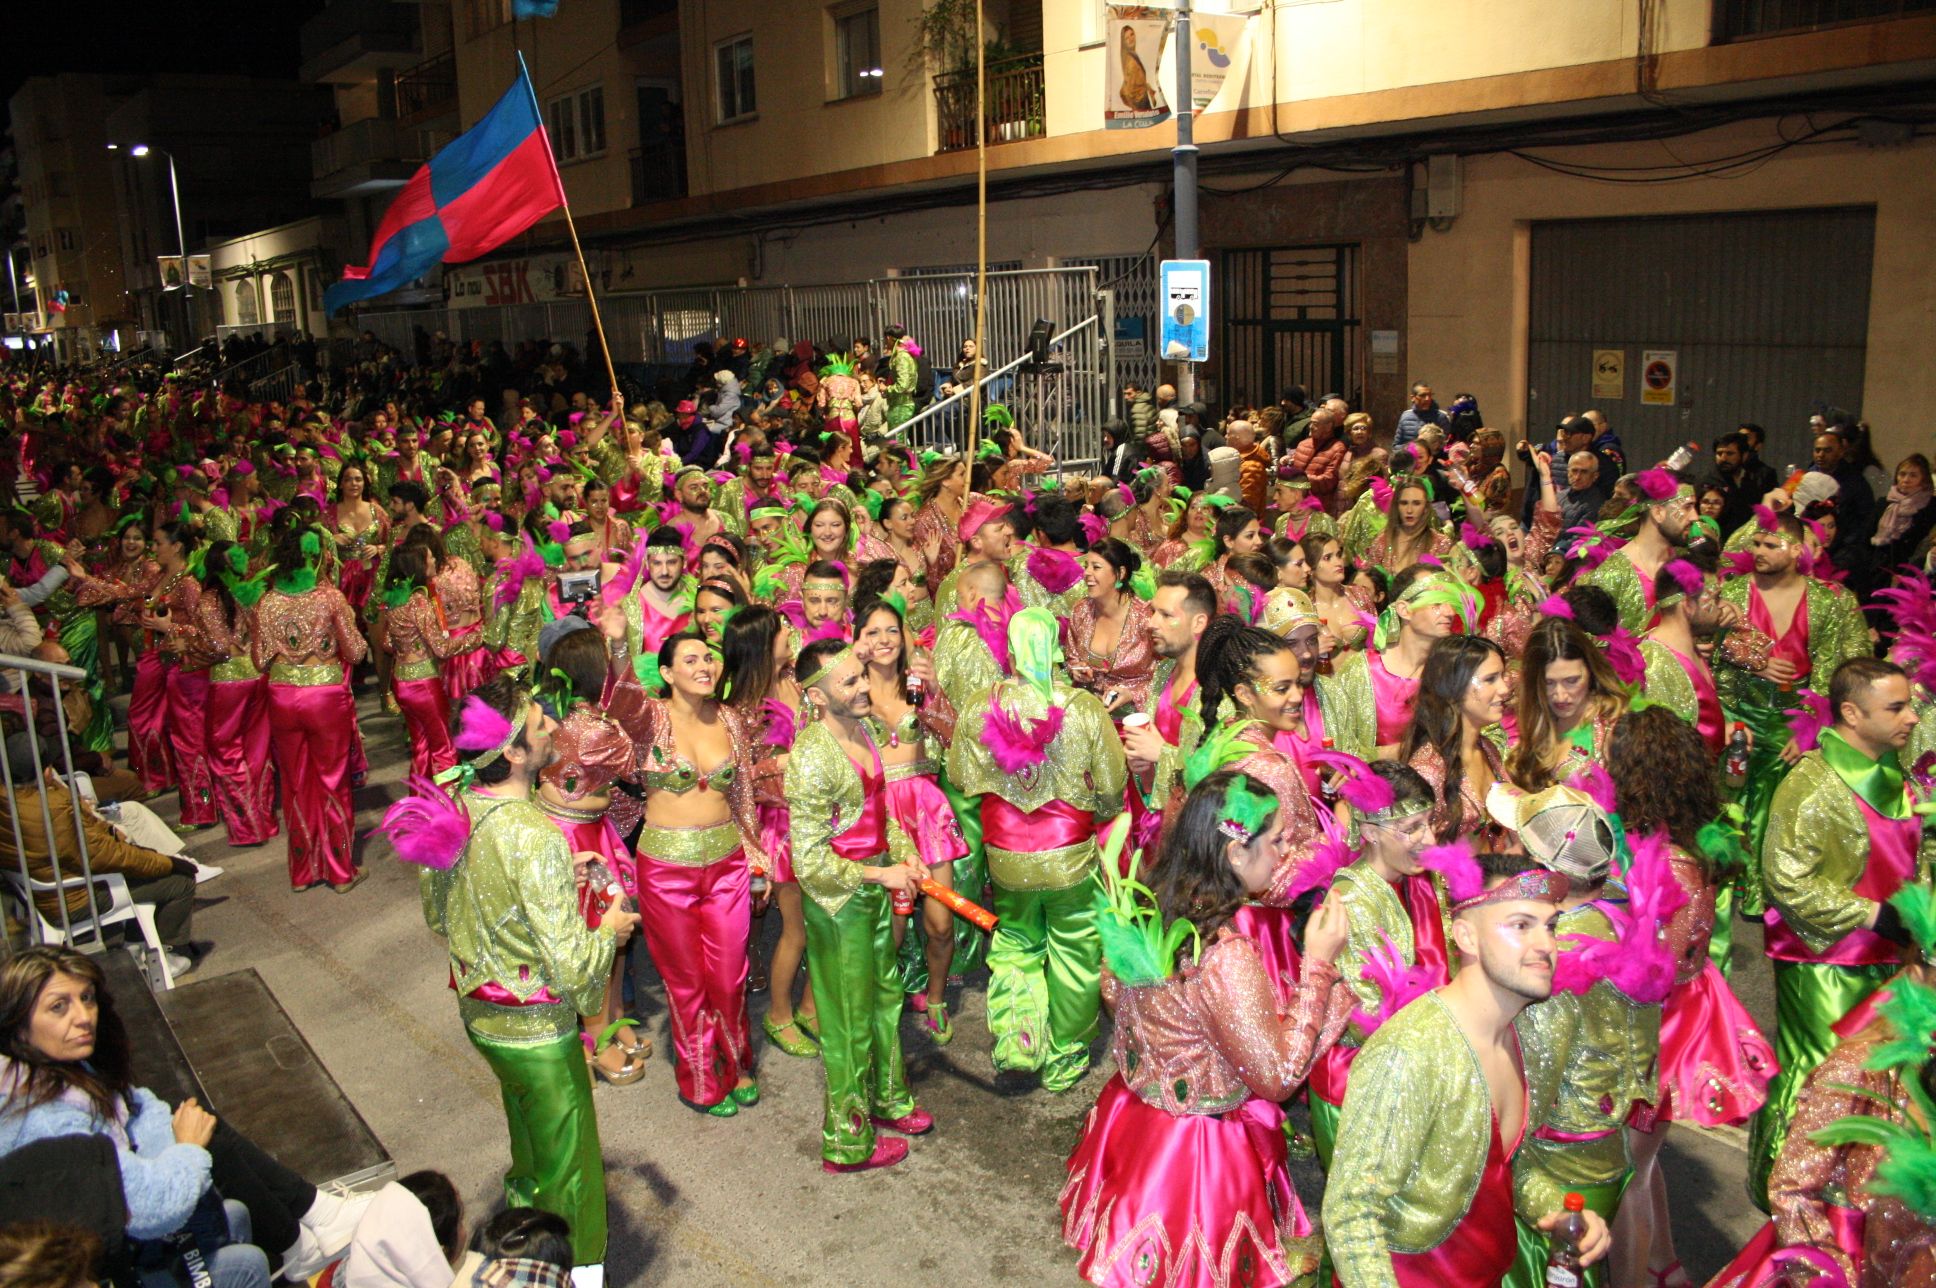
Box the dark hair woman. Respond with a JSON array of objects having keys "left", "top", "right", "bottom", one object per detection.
[
  {"left": 1508, "top": 616, "right": 1629, "bottom": 793},
  {"left": 0, "top": 947, "right": 367, "bottom": 1283},
  {"left": 1066, "top": 538, "right": 1155, "bottom": 716},
  {"left": 193, "top": 539, "right": 278, "bottom": 847},
  {"left": 1060, "top": 770, "right": 1350, "bottom": 1288},
  {"left": 1395, "top": 635, "right": 1509, "bottom": 844}
]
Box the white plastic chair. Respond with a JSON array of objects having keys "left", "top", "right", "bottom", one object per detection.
[{"left": 2, "top": 867, "right": 175, "bottom": 989}]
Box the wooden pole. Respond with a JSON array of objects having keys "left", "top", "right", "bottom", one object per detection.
[
  {"left": 965, "top": 0, "right": 987, "bottom": 467},
  {"left": 560, "top": 199, "right": 621, "bottom": 405}
]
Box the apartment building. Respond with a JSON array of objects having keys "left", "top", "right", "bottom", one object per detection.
[{"left": 302, "top": 0, "right": 1934, "bottom": 467}]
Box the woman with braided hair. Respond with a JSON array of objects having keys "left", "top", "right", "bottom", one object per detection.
[{"left": 253, "top": 523, "right": 368, "bottom": 892}]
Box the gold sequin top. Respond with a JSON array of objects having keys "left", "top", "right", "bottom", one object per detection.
[
  {"left": 945, "top": 680, "right": 1128, "bottom": 818},
  {"left": 150, "top": 572, "right": 217, "bottom": 670},
  {"left": 1323, "top": 991, "right": 1561, "bottom": 1284},
  {"left": 434, "top": 559, "right": 482, "bottom": 626},
  {"left": 382, "top": 590, "right": 462, "bottom": 668},
  {"left": 785, "top": 720, "right": 917, "bottom": 916},
  {"left": 1405, "top": 737, "right": 1506, "bottom": 846},
  {"left": 253, "top": 584, "right": 370, "bottom": 674},
  {"left": 1511, "top": 902, "right": 1663, "bottom": 1212},
  {"left": 1103, "top": 933, "right": 1352, "bottom": 1116},
  {"left": 1761, "top": 1022, "right": 1936, "bottom": 1288},
  {"left": 193, "top": 593, "right": 260, "bottom": 684},
  {"left": 1064, "top": 594, "right": 1156, "bottom": 714},
  {"left": 1329, "top": 861, "right": 1445, "bottom": 1047},
  {"left": 932, "top": 618, "right": 1004, "bottom": 714},
  {"left": 419, "top": 789, "right": 617, "bottom": 1044},
  {"left": 74, "top": 557, "right": 160, "bottom": 633},
  {"left": 1764, "top": 748, "right": 1936, "bottom": 955},
  {"left": 1661, "top": 842, "right": 1716, "bottom": 986},
  {"left": 1314, "top": 651, "right": 1379, "bottom": 764},
  {"left": 601, "top": 675, "right": 767, "bottom": 872},
  {"left": 538, "top": 703, "right": 634, "bottom": 803}
]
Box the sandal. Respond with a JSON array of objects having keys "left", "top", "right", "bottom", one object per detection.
[
  {"left": 1649, "top": 1263, "right": 1691, "bottom": 1288},
  {"left": 584, "top": 1026, "right": 647, "bottom": 1086},
  {"left": 606, "top": 1018, "right": 651, "bottom": 1063},
  {"left": 919, "top": 1001, "right": 954, "bottom": 1047},
  {"left": 763, "top": 1016, "right": 820, "bottom": 1059},
  {"left": 794, "top": 1012, "right": 820, "bottom": 1042}
]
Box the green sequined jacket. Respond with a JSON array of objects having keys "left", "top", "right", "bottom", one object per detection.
[
  {"left": 1322, "top": 992, "right": 1560, "bottom": 1288},
  {"left": 1329, "top": 861, "right": 1447, "bottom": 1048},
  {"left": 785, "top": 719, "right": 917, "bottom": 917},
  {"left": 932, "top": 618, "right": 1004, "bottom": 714},
  {"left": 1314, "top": 652, "right": 1379, "bottom": 764},
  {"left": 1580, "top": 549, "right": 1652, "bottom": 635},
  {"left": 1133, "top": 658, "right": 1204, "bottom": 813},
  {"left": 1715, "top": 576, "right": 1870, "bottom": 714},
  {"left": 420, "top": 790, "right": 618, "bottom": 1045},
  {"left": 1763, "top": 748, "right": 1936, "bottom": 955}
]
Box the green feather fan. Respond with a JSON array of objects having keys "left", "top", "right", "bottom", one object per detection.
[{"left": 1094, "top": 815, "right": 1202, "bottom": 988}]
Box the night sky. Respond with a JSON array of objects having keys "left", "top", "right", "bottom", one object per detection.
[{"left": 2, "top": 1, "right": 328, "bottom": 122}]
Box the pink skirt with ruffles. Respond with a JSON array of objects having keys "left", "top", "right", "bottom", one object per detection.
[
  {"left": 1061, "top": 1075, "right": 1312, "bottom": 1288},
  {"left": 1653, "top": 959, "right": 1778, "bottom": 1127},
  {"left": 884, "top": 773, "right": 969, "bottom": 868}
]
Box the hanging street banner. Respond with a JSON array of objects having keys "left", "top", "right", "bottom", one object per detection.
[
  {"left": 1104, "top": 6, "right": 1171, "bottom": 129},
  {"left": 1157, "top": 11, "right": 1254, "bottom": 115},
  {"left": 1160, "top": 258, "right": 1210, "bottom": 363}
]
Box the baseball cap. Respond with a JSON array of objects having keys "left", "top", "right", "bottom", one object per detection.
[
  {"left": 1791, "top": 471, "right": 1841, "bottom": 509},
  {"left": 1486, "top": 782, "right": 1617, "bottom": 885},
  {"left": 957, "top": 498, "right": 1013, "bottom": 543}
]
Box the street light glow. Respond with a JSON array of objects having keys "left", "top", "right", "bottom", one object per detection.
[{"left": 131, "top": 144, "right": 152, "bottom": 157}]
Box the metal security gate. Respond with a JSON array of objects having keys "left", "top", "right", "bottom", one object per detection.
[
  {"left": 1220, "top": 245, "right": 1362, "bottom": 409},
  {"left": 1527, "top": 207, "right": 1874, "bottom": 473}
]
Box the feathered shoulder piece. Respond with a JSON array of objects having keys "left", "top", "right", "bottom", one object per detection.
[
  {"left": 1096, "top": 816, "right": 1201, "bottom": 988},
  {"left": 373, "top": 774, "right": 473, "bottom": 871},
  {"left": 1349, "top": 931, "right": 1441, "bottom": 1037},
  {"left": 1549, "top": 827, "right": 1688, "bottom": 1004},
  {"left": 1026, "top": 545, "right": 1083, "bottom": 595}
]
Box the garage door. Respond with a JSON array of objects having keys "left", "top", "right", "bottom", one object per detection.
[{"left": 1526, "top": 207, "right": 1873, "bottom": 476}]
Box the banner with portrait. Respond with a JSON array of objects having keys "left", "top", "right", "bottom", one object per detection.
[{"left": 1104, "top": 6, "right": 1171, "bottom": 129}]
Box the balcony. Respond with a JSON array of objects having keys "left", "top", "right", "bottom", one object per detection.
[
  {"left": 395, "top": 51, "right": 457, "bottom": 122},
  {"left": 301, "top": 0, "right": 420, "bottom": 85},
  {"left": 311, "top": 118, "right": 426, "bottom": 199},
  {"left": 1714, "top": 0, "right": 1936, "bottom": 39},
  {"left": 630, "top": 141, "right": 688, "bottom": 206},
  {"left": 933, "top": 54, "right": 1044, "bottom": 154}
]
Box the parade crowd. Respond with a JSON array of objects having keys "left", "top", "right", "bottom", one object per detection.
[{"left": 0, "top": 328, "right": 1933, "bottom": 1288}]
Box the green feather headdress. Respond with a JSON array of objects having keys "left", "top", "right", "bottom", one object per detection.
[
  {"left": 1094, "top": 815, "right": 1202, "bottom": 988},
  {"left": 272, "top": 529, "right": 323, "bottom": 595},
  {"left": 1182, "top": 722, "right": 1278, "bottom": 844}
]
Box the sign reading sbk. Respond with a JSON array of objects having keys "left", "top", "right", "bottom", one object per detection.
[{"left": 447, "top": 252, "right": 586, "bottom": 310}]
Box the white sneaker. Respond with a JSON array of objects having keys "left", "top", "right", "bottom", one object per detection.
[
  {"left": 163, "top": 950, "right": 196, "bottom": 980},
  {"left": 570, "top": 1266, "right": 605, "bottom": 1288},
  {"left": 279, "top": 1227, "right": 331, "bottom": 1283},
  {"left": 191, "top": 861, "right": 224, "bottom": 884},
  {"left": 298, "top": 1188, "right": 372, "bottom": 1267}
]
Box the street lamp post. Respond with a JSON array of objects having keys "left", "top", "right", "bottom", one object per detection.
[{"left": 108, "top": 142, "right": 193, "bottom": 347}]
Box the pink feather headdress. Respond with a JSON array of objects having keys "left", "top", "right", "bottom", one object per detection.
[
  {"left": 1537, "top": 594, "right": 1575, "bottom": 620},
  {"left": 1417, "top": 838, "right": 1484, "bottom": 905},
  {"left": 1603, "top": 626, "right": 1645, "bottom": 686},
  {"left": 1660, "top": 559, "right": 1705, "bottom": 602},
  {"left": 1027, "top": 546, "right": 1084, "bottom": 595},
  {"left": 453, "top": 696, "right": 514, "bottom": 752},
  {"left": 492, "top": 534, "right": 548, "bottom": 609},
  {"left": 1459, "top": 520, "right": 1496, "bottom": 550},
  {"left": 1304, "top": 748, "right": 1394, "bottom": 814},
  {"left": 1282, "top": 810, "right": 1359, "bottom": 904},
  {"left": 1349, "top": 932, "right": 1441, "bottom": 1037},
  {"left": 1635, "top": 468, "right": 1679, "bottom": 502}
]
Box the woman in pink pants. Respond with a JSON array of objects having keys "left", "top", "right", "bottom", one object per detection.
[
  {"left": 194, "top": 540, "right": 278, "bottom": 846},
  {"left": 137, "top": 523, "right": 216, "bottom": 831},
  {"left": 253, "top": 525, "right": 369, "bottom": 892},
  {"left": 377, "top": 544, "right": 460, "bottom": 780},
  {"left": 71, "top": 523, "right": 167, "bottom": 793},
  {"left": 604, "top": 625, "right": 769, "bottom": 1116}
]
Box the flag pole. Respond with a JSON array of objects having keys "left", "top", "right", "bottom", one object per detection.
[
  {"left": 966, "top": 0, "right": 987, "bottom": 467},
  {"left": 518, "top": 52, "right": 620, "bottom": 405}
]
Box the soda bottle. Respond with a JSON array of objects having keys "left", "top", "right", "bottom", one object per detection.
[
  {"left": 1723, "top": 722, "right": 1750, "bottom": 786},
  {"left": 1318, "top": 736, "right": 1341, "bottom": 802},
  {"left": 1663, "top": 441, "right": 1700, "bottom": 472},
  {"left": 1544, "top": 1192, "right": 1588, "bottom": 1287}
]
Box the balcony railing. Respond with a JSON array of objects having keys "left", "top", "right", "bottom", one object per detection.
[
  {"left": 300, "top": 0, "right": 419, "bottom": 82},
  {"left": 313, "top": 118, "right": 426, "bottom": 180},
  {"left": 395, "top": 51, "right": 456, "bottom": 121},
  {"left": 630, "top": 142, "right": 689, "bottom": 206},
  {"left": 933, "top": 54, "right": 1045, "bottom": 154}
]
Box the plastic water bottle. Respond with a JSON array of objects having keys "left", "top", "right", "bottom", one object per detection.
[
  {"left": 1544, "top": 1192, "right": 1588, "bottom": 1287},
  {"left": 1664, "top": 442, "right": 1699, "bottom": 472}
]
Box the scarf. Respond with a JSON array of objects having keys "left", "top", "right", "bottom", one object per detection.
[{"left": 1872, "top": 483, "right": 1933, "bottom": 547}]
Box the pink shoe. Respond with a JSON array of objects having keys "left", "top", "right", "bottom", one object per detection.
[
  {"left": 870, "top": 1108, "right": 934, "bottom": 1136},
  {"left": 822, "top": 1137, "right": 909, "bottom": 1173},
  {"left": 906, "top": 993, "right": 928, "bottom": 1014}
]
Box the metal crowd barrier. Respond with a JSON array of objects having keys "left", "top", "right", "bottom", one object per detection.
[{"left": 0, "top": 651, "right": 107, "bottom": 957}]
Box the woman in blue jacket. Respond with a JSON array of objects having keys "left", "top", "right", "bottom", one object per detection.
[{"left": 0, "top": 947, "right": 367, "bottom": 1284}]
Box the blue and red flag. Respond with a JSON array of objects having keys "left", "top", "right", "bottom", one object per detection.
[{"left": 325, "top": 58, "right": 565, "bottom": 315}]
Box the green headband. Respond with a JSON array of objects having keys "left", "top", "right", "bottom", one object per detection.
[{"left": 799, "top": 646, "right": 856, "bottom": 693}]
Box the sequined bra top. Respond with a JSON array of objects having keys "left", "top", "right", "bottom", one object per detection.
[{"left": 639, "top": 743, "right": 737, "bottom": 795}]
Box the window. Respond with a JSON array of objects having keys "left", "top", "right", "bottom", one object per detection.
[
  {"left": 714, "top": 35, "right": 756, "bottom": 122},
  {"left": 269, "top": 272, "right": 296, "bottom": 324},
  {"left": 1714, "top": 0, "right": 1935, "bottom": 40},
  {"left": 834, "top": 6, "right": 882, "bottom": 99},
  {"left": 55, "top": 229, "right": 77, "bottom": 252},
  {"left": 234, "top": 280, "right": 259, "bottom": 326},
  {"left": 465, "top": 0, "right": 512, "bottom": 39},
  {"left": 547, "top": 85, "right": 606, "bottom": 163}
]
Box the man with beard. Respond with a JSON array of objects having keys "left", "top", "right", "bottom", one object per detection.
[
  {"left": 413, "top": 677, "right": 640, "bottom": 1286},
  {"left": 624, "top": 527, "right": 697, "bottom": 672},
  {"left": 929, "top": 498, "right": 1013, "bottom": 619},
  {"left": 718, "top": 443, "right": 786, "bottom": 522},
  {"left": 1749, "top": 658, "right": 1929, "bottom": 1209},
  {"left": 670, "top": 466, "right": 739, "bottom": 555},
  {"left": 1716, "top": 511, "right": 1871, "bottom": 715},
  {"left": 1324, "top": 852, "right": 1612, "bottom": 1287},
  {"left": 1581, "top": 470, "right": 1695, "bottom": 633},
  {"left": 1640, "top": 557, "right": 1770, "bottom": 763},
  {"left": 1120, "top": 571, "right": 1213, "bottom": 835},
  {"left": 1324, "top": 564, "right": 1466, "bottom": 761},
  {"left": 785, "top": 638, "right": 932, "bottom": 1172}
]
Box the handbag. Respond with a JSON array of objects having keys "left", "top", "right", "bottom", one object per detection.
[{"left": 131, "top": 1184, "right": 233, "bottom": 1288}]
